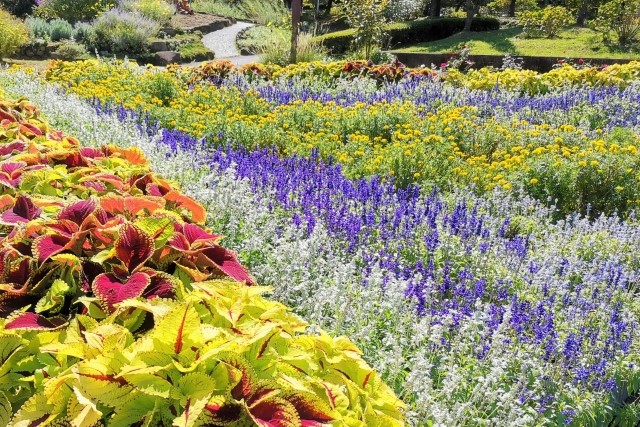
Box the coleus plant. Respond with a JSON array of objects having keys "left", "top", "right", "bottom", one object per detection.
[
  {"left": 2, "top": 280, "right": 405, "bottom": 426},
  {"left": 0, "top": 99, "right": 253, "bottom": 321},
  {"left": 0, "top": 98, "right": 407, "bottom": 425}
]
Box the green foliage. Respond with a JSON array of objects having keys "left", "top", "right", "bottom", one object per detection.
[
  {"left": 26, "top": 17, "right": 77, "bottom": 42},
  {"left": 0, "top": 0, "right": 36, "bottom": 17},
  {"left": 2, "top": 280, "right": 406, "bottom": 426},
  {"left": 0, "top": 9, "right": 30, "bottom": 60},
  {"left": 237, "top": 25, "right": 282, "bottom": 55},
  {"left": 36, "top": 0, "right": 116, "bottom": 23},
  {"left": 258, "top": 31, "right": 327, "bottom": 66},
  {"left": 53, "top": 40, "right": 88, "bottom": 60},
  {"left": 178, "top": 40, "right": 215, "bottom": 62},
  {"left": 486, "top": 0, "right": 538, "bottom": 15},
  {"left": 91, "top": 8, "right": 160, "bottom": 54},
  {"left": 338, "top": 0, "right": 389, "bottom": 59},
  {"left": 192, "top": 0, "right": 288, "bottom": 26},
  {"left": 73, "top": 22, "right": 96, "bottom": 44},
  {"left": 120, "top": 0, "right": 176, "bottom": 24},
  {"left": 591, "top": 0, "right": 640, "bottom": 46},
  {"left": 314, "top": 17, "right": 500, "bottom": 54},
  {"left": 517, "top": 6, "right": 573, "bottom": 38}
]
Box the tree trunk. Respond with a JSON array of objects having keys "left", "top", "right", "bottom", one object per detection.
[
  {"left": 429, "top": 0, "right": 442, "bottom": 17},
  {"left": 508, "top": 0, "right": 516, "bottom": 17},
  {"left": 576, "top": 0, "right": 589, "bottom": 26},
  {"left": 463, "top": 0, "right": 475, "bottom": 31},
  {"left": 290, "top": 0, "right": 301, "bottom": 64}
]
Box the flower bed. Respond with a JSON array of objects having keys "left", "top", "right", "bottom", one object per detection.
[
  {"left": 3, "top": 68, "right": 640, "bottom": 426},
  {"left": 0, "top": 96, "right": 405, "bottom": 426},
  {"left": 43, "top": 59, "right": 640, "bottom": 218}
]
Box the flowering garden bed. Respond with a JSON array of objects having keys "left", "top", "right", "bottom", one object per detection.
[{"left": 1, "top": 59, "right": 640, "bottom": 426}]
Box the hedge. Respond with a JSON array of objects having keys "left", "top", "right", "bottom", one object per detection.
[{"left": 313, "top": 17, "right": 501, "bottom": 54}]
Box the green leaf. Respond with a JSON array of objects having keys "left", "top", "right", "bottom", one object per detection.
[
  {"left": 109, "top": 395, "right": 168, "bottom": 427},
  {"left": 152, "top": 303, "right": 201, "bottom": 356},
  {"left": 0, "top": 391, "right": 11, "bottom": 427},
  {"left": 35, "top": 279, "right": 71, "bottom": 314},
  {"left": 67, "top": 386, "right": 103, "bottom": 427},
  {"left": 135, "top": 217, "right": 175, "bottom": 249},
  {"left": 118, "top": 365, "right": 172, "bottom": 398}
]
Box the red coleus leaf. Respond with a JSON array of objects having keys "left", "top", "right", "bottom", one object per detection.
[
  {"left": 1, "top": 254, "right": 31, "bottom": 285},
  {"left": 203, "top": 401, "right": 242, "bottom": 424},
  {"left": 0, "top": 141, "right": 26, "bottom": 157},
  {"left": 115, "top": 223, "right": 154, "bottom": 272},
  {"left": 83, "top": 181, "right": 108, "bottom": 192},
  {"left": 79, "top": 147, "right": 103, "bottom": 159},
  {"left": 92, "top": 271, "right": 151, "bottom": 312},
  {"left": 201, "top": 246, "right": 255, "bottom": 285},
  {"left": 58, "top": 199, "right": 97, "bottom": 225},
  {"left": 142, "top": 273, "right": 175, "bottom": 300},
  {"left": 33, "top": 234, "right": 71, "bottom": 263},
  {"left": 82, "top": 173, "right": 125, "bottom": 191},
  {"left": 182, "top": 224, "right": 221, "bottom": 246},
  {"left": 46, "top": 150, "right": 88, "bottom": 168},
  {"left": 0, "top": 195, "right": 41, "bottom": 224},
  {"left": 248, "top": 397, "right": 300, "bottom": 427},
  {"left": 5, "top": 312, "right": 67, "bottom": 330},
  {"left": 19, "top": 123, "right": 43, "bottom": 137},
  {"left": 0, "top": 161, "right": 26, "bottom": 188}
]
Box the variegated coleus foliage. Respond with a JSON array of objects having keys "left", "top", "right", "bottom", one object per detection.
[
  {"left": 0, "top": 99, "right": 254, "bottom": 323},
  {"left": 1, "top": 281, "right": 405, "bottom": 427},
  {"left": 0, "top": 99, "right": 407, "bottom": 425}
]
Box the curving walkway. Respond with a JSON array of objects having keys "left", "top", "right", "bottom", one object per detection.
[{"left": 201, "top": 21, "right": 258, "bottom": 63}]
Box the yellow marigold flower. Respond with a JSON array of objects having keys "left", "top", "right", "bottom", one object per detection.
[{"left": 530, "top": 178, "right": 539, "bottom": 185}]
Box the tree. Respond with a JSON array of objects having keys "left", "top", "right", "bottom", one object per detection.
[
  {"left": 339, "top": 0, "right": 388, "bottom": 58},
  {"left": 463, "top": 0, "right": 480, "bottom": 31},
  {"left": 592, "top": 0, "right": 640, "bottom": 46}
]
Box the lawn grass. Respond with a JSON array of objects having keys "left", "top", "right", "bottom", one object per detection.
[
  {"left": 192, "top": 0, "right": 287, "bottom": 26},
  {"left": 394, "top": 26, "right": 640, "bottom": 59}
]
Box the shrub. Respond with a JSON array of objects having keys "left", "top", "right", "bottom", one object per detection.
[
  {"left": 517, "top": 6, "right": 572, "bottom": 38},
  {"left": 0, "top": 8, "right": 30, "bottom": 60},
  {"left": 119, "top": 0, "right": 176, "bottom": 24},
  {"left": 259, "top": 32, "right": 327, "bottom": 66},
  {"left": 591, "top": 0, "right": 640, "bottom": 46},
  {"left": 73, "top": 22, "right": 96, "bottom": 43},
  {"left": 53, "top": 39, "right": 88, "bottom": 59},
  {"left": 25, "top": 16, "right": 50, "bottom": 39},
  {"left": 25, "top": 17, "right": 75, "bottom": 41},
  {"left": 338, "top": 0, "right": 389, "bottom": 59},
  {"left": 48, "top": 18, "right": 74, "bottom": 41},
  {"left": 92, "top": 8, "right": 160, "bottom": 54},
  {"left": 314, "top": 17, "right": 500, "bottom": 54},
  {"left": 36, "top": 0, "right": 116, "bottom": 23},
  {"left": 0, "top": 0, "right": 36, "bottom": 17}
]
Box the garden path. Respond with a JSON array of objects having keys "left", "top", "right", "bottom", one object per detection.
[{"left": 201, "top": 21, "right": 259, "bottom": 64}]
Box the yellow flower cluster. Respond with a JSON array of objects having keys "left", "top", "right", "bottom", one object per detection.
[{"left": 42, "top": 60, "right": 640, "bottom": 216}]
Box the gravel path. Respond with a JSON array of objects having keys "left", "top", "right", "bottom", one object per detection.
[{"left": 202, "top": 21, "right": 255, "bottom": 59}]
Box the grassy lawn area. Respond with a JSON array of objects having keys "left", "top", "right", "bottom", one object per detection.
[{"left": 393, "top": 26, "right": 640, "bottom": 59}]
